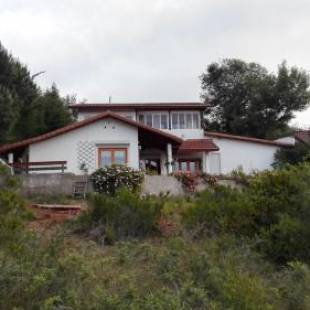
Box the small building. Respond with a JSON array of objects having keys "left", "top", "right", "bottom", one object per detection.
[{"left": 0, "top": 102, "right": 291, "bottom": 175}]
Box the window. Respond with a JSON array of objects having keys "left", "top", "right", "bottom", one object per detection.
[
  {"left": 171, "top": 112, "right": 200, "bottom": 129},
  {"left": 193, "top": 113, "right": 199, "bottom": 129},
  {"left": 179, "top": 113, "right": 185, "bottom": 129},
  {"left": 138, "top": 112, "right": 169, "bottom": 129},
  {"left": 172, "top": 113, "right": 178, "bottom": 129},
  {"left": 161, "top": 114, "right": 168, "bottom": 129},
  {"left": 98, "top": 148, "right": 127, "bottom": 167},
  {"left": 137, "top": 111, "right": 200, "bottom": 130},
  {"left": 153, "top": 114, "right": 161, "bottom": 128},
  {"left": 138, "top": 114, "right": 144, "bottom": 123},
  {"left": 146, "top": 114, "right": 152, "bottom": 127},
  {"left": 186, "top": 113, "right": 192, "bottom": 129},
  {"left": 177, "top": 160, "right": 201, "bottom": 173},
  {"left": 180, "top": 161, "right": 187, "bottom": 172}
]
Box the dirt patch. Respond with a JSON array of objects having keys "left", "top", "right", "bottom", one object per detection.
[{"left": 26, "top": 203, "right": 85, "bottom": 233}]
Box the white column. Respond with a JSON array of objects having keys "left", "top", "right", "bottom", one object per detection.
[
  {"left": 167, "top": 143, "right": 173, "bottom": 174},
  {"left": 8, "top": 153, "right": 14, "bottom": 164}
]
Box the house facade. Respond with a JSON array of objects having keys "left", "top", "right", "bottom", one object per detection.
[{"left": 0, "top": 102, "right": 291, "bottom": 175}]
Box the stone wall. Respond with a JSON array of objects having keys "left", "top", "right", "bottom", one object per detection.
[
  {"left": 0, "top": 174, "right": 89, "bottom": 196},
  {"left": 142, "top": 175, "right": 184, "bottom": 196}
]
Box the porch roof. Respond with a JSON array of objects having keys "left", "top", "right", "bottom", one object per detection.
[
  {"left": 0, "top": 111, "right": 183, "bottom": 154},
  {"left": 177, "top": 139, "right": 219, "bottom": 153}
]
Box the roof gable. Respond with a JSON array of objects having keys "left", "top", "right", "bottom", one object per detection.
[{"left": 0, "top": 111, "right": 182, "bottom": 153}]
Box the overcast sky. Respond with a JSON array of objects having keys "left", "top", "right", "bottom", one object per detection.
[{"left": 0, "top": 0, "right": 309, "bottom": 127}]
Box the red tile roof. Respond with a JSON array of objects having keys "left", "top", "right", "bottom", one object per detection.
[
  {"left": 0, "top": 111, "right": 183, "bottom": 153},
  {"left": 295, "top": 130, "right": 310, "bottom": 145},
  {"left": 178, "top": 139, "right": 219, "bottom": 152},
  {"left": 70, "top": 102, "right": 207, "bottom": 111},
  {"left": 205, "top": 131, "right": 292, "bottom": 147}
]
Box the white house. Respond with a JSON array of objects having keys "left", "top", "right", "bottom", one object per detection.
[{"left": 0, "top": 102, "right": 291, "bottom": 175}]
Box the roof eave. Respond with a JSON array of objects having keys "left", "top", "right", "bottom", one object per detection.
[{"left": 205, "top": 132, "right": 293, "bottom": 147}]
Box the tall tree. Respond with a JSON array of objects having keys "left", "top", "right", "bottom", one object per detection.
[
  {"left": 0, "top": 42, "right": 74, "bottom": 144},
  {"left": 0, "top": 86, "right": 15, "bottom": 142},
  {"left": 34, "top": 84, "right": 75, "bottom": 135},
  {"left": 201, "top": 59, "right": 310, "bottom": 138}
]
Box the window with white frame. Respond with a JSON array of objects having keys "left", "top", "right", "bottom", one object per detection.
[
  {"left": 138, "top": 112, "right": 169, "bottom": 129},
  {"left": 171, "top": 112, "right": 200, "bottom": 129}
]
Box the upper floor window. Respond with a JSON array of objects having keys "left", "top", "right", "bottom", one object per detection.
[
  {"left": 138, "top": 113, "right": 168, "bottom": 129},
  {"left": 171, "top": 112, "right": 200, "bottom": 129}
]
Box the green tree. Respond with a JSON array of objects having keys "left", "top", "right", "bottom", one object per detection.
[
  {"left": 201, "top": 59, "right": 310, "bottom": 138},
  {"left": 0, "top": 86, "right": 15, "bottom": 143},
  {"left": 0, "top": 42, "right": 74, "bottom": 144},
  {"left": 33, "top": 84, "right": 74, "bottom": 135}
]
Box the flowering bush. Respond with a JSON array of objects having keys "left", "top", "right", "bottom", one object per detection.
[
  {"left": 90, "top": 165, "right": 144, "bottom": 195},
  {"left": 174, "top": 173, "right": 199, "bottom": 192}
]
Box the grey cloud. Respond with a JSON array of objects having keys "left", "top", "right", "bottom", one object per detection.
[{"left": 0, "top": 0, "right": 309, "bottom": 126}]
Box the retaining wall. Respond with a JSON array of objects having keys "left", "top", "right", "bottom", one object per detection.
[{"left": 0, "top": 173, "right": 239, "bottom": 197}]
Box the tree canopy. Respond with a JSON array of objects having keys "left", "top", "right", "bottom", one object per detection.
[
  {"left": 201, "top": 59, "right": 310, "bottom": 138},
  {"left": 0, "top": 42, "right": 74, "bottom": 144}
]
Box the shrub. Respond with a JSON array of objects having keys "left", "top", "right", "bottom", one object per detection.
[
  {"left": 90, "top": 165, "right": 144, "bottom": 195},
  {"left": 247, "top": 164, "right": 310, "bottom": 263},
  {"left": 201, "top": 173, "right": 218, "bottom": 187},
  {"left": 229, "top": 166, "right": 251, "bottom": 185},
  {"left": 278, "top": 262, "right": 310, "bottom": 310},
  {"left": 183, "top": 186, "right": 255, "bottom": 236},
  {"left": 0, "top": 162, "right": 11, "bottom": 176},
  {"left": 273, "top": 142, "right": 310, "bottom": 168},
  {"left": 183, "top": 163, "right": 310, "bottom": 264},
  {"left": 258, "top": 214, "right": 310, "bottom": 264},
  {"left": 0, "top": 171, "right": 31, "bottom": 246},
  {"left": 248, "top": 163, "right": 310, "bottom": 227},
  {"left": 76, "top": 188, "right": 164, "bottom": 243}
]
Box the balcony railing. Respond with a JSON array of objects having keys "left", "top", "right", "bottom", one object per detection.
[{"left": 9, "top": 161, "right": 67, "bottom": 173}]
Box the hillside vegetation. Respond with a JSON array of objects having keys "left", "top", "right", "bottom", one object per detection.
[{"left": 0, "top": 164, "right": 309, "bottom": 309}]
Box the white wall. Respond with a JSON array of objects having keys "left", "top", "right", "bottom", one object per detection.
[
  {"left": 275, "top": 136, "right": 295, "bottom": 145},
  {"left": 166, "top": 129, "right": 204, "bottom": 139},
  {"left": 77, "top": 110, "right": 204, "bottom": 139},
  {"left": 206, "top": 137, "right": 279, "bottom": 174},
  {"left": 77, "top": 110, "right": 136, "bottom": 121},
  {"left": 29, "top": 118, "right": 139, "bottom": 174}
]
